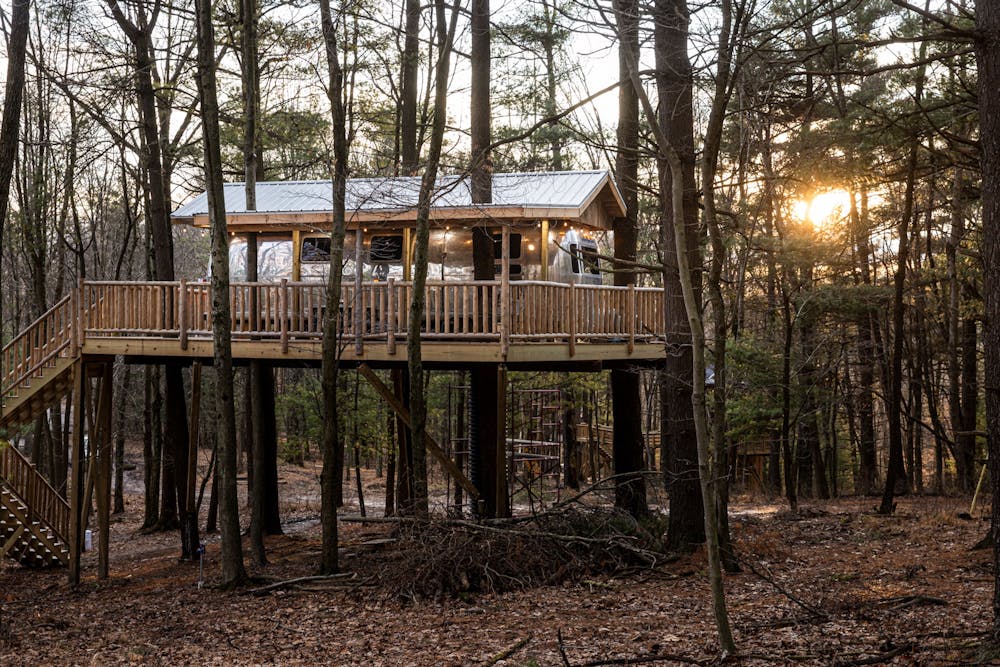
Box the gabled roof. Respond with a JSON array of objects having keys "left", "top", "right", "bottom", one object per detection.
[{"left": 172, "top": 171, "right": 626, "bottom": 230}]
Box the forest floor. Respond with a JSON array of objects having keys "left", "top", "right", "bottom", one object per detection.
[{"left": 0, "top": 447, "right": 997, "bottom": 666}]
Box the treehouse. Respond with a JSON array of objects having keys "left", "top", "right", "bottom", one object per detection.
[
  {"left": 0, "top": 170, "right": 671, "bottom": 583},
  {"left": 161, "top": 169, "right": 668, "bottom": 367}
]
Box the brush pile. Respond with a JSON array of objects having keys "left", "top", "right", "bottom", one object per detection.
[{"left": 375, "top": 507, "right": 671, "bottom": 600}]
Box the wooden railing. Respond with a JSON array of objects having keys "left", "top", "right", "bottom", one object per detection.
[
  {"left": 80, "top": 279, "right": 663, "bottom": 347},
  {"left": 0, "top": 441, "right": 70, "bottom": 540},
  {"left": 1, "top": 293, "right": 76, "bottom": 408}
]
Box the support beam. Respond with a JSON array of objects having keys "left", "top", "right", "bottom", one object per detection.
[
  {"left": 540, "top": 219, "right": 549, "bottom": 281},
  {"left": 69, "top": 362, "right": 85, "bottom": 586},
  {"left": 403, "top": 228, "right": 412, "bottom": 281},
  {"left": 496, "top": 366, "right": 509, "bottom": 516},
  {"left": 96, "top": 362, "right": 113, "bottom": 579},
  {"left": 357, "top": 363, "right": 479, "bottom": 500},
  {"left": 186, "top": 362, "right": 202, "bottom": 514},
  {"left": 355, "top": 226, "right": 364, "bottom": 356},
  {"left": 0, "top": 524, "right": 25, "bottom": 559}
]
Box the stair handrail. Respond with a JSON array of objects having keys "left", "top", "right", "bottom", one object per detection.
[
  {"left": 0, "top": 440, "right": 70, "bottom": 541},
  {"left": 1, "top": 293, "right": 75, "bottom": 403}
]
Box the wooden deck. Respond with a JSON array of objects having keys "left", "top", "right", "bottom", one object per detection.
[{"left": 1, "top": 279, "right": 667, "bottom": 427}]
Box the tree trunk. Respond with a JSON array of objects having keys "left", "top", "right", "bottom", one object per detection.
[
  {"left": 610, "top": 0, "right": 647, "bottom": 519},
  {"left": 468, "top": 0, "right": 507, "bottom": 519},
  {"left": 113, "top": 364, "right": 130, "bottom": 514},
  {"left": 318, "top": 0, "right": 350, "bottom": 574},
  {"left": 194, "top": 0, "right": 247, "bottom": 587},
  {"left": 408, "top": 0, "right": 459, "bottom": 518},
  {"left": 654, "top": 0, "right": 704, "bottom": 550},
  {"left": 0, "top": 0, "right": 29, "bottom": 341},
  {"left": 400, "top": 0, "right": 420, "bottom": 173},
  {"left": 974, "top": 0, "right": 1000, "bottom": 641}
]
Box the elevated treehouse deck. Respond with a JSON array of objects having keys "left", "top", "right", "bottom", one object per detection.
[{"left": 2, "top": 278, "right": 668, "bottom": 429}]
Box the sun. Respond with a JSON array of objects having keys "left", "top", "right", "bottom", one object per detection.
[{"left": 792, "top": 189, "right": 852, "bottom": 229}]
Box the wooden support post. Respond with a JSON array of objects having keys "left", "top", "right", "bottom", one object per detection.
[
  {"left": 500, "top": 226, "right": 510, "bottom": 359},
  {"left": 186, "top": 362, "right": 202, "bottom": 516},
  {"left": 355, "top": 227, "right": 364, "bottom": 356},
  {"left": 627, "top": 283, "right": 636, "bottom": 355},
  {"left": 179, "top": 280, "right": 188, "bottom": 350},
  {"left": 357, "top": 363, "right": 479, "bottom": 500},
  {"left": 96, "top": 362, "right": 112, "bottom": 579},
  {"left": 78, "top": 278, "right": 87, "bottom": 351},
  {"left": 291, "top": 230, "right": 302, "bottom": 320},
  {"left": 70, "top": 285, "right": 80, "bottom": 356},
  {"left": 496, "top": 366, "right": 509, "bottom": 517},
  {"left": 540, "top": 220, "right": 549, "bottom": 281},
  {"left": 247, "top": 232, "right": 259, "bottom": 334},
  {"left": 0, "top": 525, "right": 25, "bottom": 559},
  {"left": 568, "top": 283, "right": 577, "bottom": 357},
  {"left": 291, "top": 230, "right": 302, "bottom": 282},
  {"left": 69, "top": 362, "right": 85, "bottom": 586},
  {"left": 403, "top": 228, "right": 412, "bottom": 281},
  {"left": 279, "top": 279, "right": 289, "bottom": 354},
  {"left": 386, "top": 278, "right": 396, "bottom": 355}
]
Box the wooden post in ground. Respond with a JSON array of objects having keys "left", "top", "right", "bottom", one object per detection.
[
  {"left": 69, "top": 361, "right": 86, "bottom": 586},
  {"left": 355, "top": 226, "right": 364, "bottom": 356},
  {"left": 96, "top": 362, "right": 113, "bottom": 579},
  {"left": 500, "top": 226, "right": 510, "bottom": 359},
  {"left": 187, "top": 362, "right": 202, "bottom": 517},
  {"left": 496, "top": 365, "right": 509, "bottom": 517}
]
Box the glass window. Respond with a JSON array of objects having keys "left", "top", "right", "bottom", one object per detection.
[
  {"left": 492, "top": 233, "right": 522, "bottom": 260},
  {"left": 301, "top": 236, "right": 331, "bottom": 262},
  {"left": 370, "top": 235, "right": 404, "bottom": 261},
  {"left": 580, "top": 244, "right": 601, "bottom": 275}
]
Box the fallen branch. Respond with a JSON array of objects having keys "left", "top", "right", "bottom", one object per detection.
[
  {"left": 576, "top": 654, "right": 706, "bottom": 666},
  {"left": 739, "top": 556, "right": 829, "bottom": 619},
  {"left": 244, "top": 573, "right": 358, "bottom": 596},
  {"left": 877, "top": 594, "right": 947, "bottom": 609},
  {"left": 486, "top": 636, "right": 532, "bottom": 665},
  {"left": 832, "top": 642, "right": 913, "bottom": 667},
  {"left": 558, "top": 629, "right": 572, "bottom": 667}
]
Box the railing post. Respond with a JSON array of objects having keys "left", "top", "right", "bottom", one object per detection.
[
  {"left": 178, "top": 280, "right": 188, "bottom": 351},
  {"left": 501, "top": 227, "right": 511, "bottom": 358},
  {"left": 568, "top": 283, "right": 576, "bottom": 357},
  {"left": 627, "top": 283, "right": 636, "bottom": 355},
  {"left": 386, "top": 278, "right": 396, "bottom": 355},
  {"left": 280, "top": 279, "right": 289, "bottom": 354},
  {"left": 77, "top": 278, "right": 87, "bottom": 352}
]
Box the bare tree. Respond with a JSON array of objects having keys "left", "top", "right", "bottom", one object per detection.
[
  {"left": 318, "top": 0, "right": 350, "bottom": 575},
  {"left": 0, "top": 0, "right": 30, "bottom": 343},
  {"left": 975, "top": 0, "right": 1000, "bottom": 643},
  {"left": 194, "top": 0, "right": 247, "bottom": 588},
  {"left": 408, "top": 0, "right": 460, "bottom": 518}
]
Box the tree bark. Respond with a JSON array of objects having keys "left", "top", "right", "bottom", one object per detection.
[
  {"left": 468, "top": 0, "right": 507, "bottom": 518},
  {"left": 610, "top": 0, "right": 648, "bottom": 520},
  {"left": 0, "top": 0, "right": 30, "bottom": 342},
  {"left": 194, "top": 0, "right": 247, "bottom": 587},
  {"left": 974, "top": 0, "right": 1000, "bottom": 641},
  {"left": 654, "top": 0, "right": 704, "bottom": 550},
  {"left": 408, "top": 0, "right": 459, "bottom": 518},
  {"left": 318, "top": 0, "right": 349, "bottom": 574}
]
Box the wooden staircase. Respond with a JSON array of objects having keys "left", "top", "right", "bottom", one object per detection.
[
  {"left": 1, "top": 293, "right": 79, "bottom": 432},
  {"left": 0, "top": 295, "right": 78, "bottom": 568},
  {"left": 0, "top": 443, "right": 71, "bottom": 567}
]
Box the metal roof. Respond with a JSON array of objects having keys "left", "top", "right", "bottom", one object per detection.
[{"left": 172, "top": 171, "right": 624, "bottom": 223}]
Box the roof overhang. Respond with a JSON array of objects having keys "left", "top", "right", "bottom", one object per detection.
[{"left": 171, "top": 171, "right": 627, "bottom": 233}]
